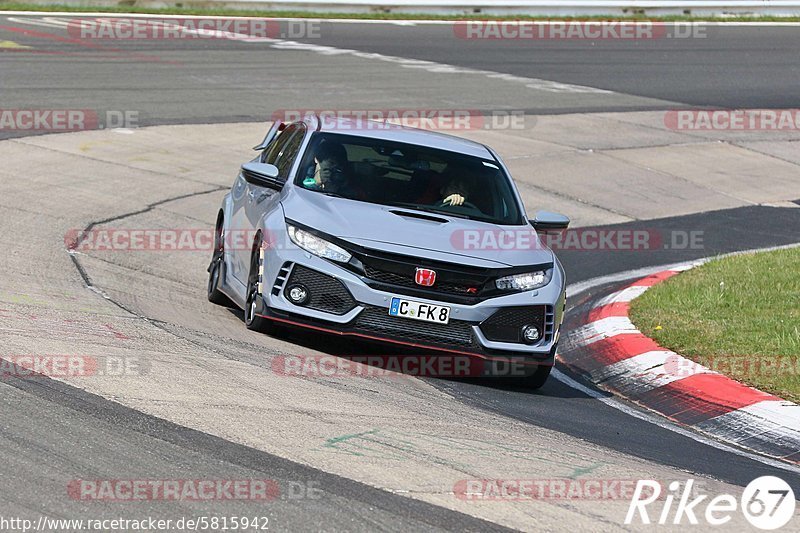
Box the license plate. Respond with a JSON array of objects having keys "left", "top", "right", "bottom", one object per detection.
[{"left": 389, "top": 297, "right": 450, "bottom": 325}]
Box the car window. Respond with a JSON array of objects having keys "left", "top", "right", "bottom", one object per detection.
[
  {"left": 295, "top": 132, "right": 525, "bottom": 225},
  {"left": 259, "top": 123, "right": 306, "bottom": 181},
  {"left": 274, "top": 126, "right": 306, "bottom": 179},
  {"left": 262, "top": 128, "right": 290, "bottom": 164}
]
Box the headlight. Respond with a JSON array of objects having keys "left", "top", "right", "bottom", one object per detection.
[
  {"left": 495, "top": 269, "right": 552, "bottom": 291},
  {"left": 286, "top": 225, "right": 352, "bottom": 263}
]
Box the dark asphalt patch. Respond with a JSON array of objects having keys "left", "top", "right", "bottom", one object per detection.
[{"left": 0, "top": 366, "right": 513, "bottom": 532}]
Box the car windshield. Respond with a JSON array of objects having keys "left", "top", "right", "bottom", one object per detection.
[{"left": 294, "top": 132, "right": 525, "bottom": 225}]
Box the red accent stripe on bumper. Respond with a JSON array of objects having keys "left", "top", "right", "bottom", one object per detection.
[{"left": 258, "top": 313, "right": 552, "bottom": 364}]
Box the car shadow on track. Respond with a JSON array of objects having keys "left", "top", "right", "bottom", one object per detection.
[
  {"left": 226, "top": 307, "right": 591, "bottom": 398},
  {"left": 433, "top": 374, "right": 594, "bottom": 399}
]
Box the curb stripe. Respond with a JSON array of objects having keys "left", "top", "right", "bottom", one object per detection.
[
  {"left": 670, "top": 373, "right": 778, "bottom": 410},
  {"left": 634, "top": 373, "right": 777, "bottom": 425},
  {"left": 696, "top": 400, "right": 800, "bottom": 460},
  {"left": 562, "top": 263, "right": 799, "bottom": 464},
  {"left": 567, "top": 316, "right": 637, "bottom": 346},
  {"left": 587, "top": 301, "right": 630, "bottom": 322},
  {"left": 628, "top": 270, "right": 680, "bottom": 287},
  {"left": 565, "top": 333, "right": 664, "bottom": 372},
  {"left": 595, "top": 285, "right": 649, "bottom": 306},
  {"left": 592, "top": 350, "right": 708, "bottom": 396}
]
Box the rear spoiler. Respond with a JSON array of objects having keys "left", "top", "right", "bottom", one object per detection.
[{"left": 253, "top": 121, "right": 286, "bottom": 151}]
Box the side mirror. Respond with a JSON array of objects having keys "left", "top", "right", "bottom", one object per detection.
[
  {"left": 530, "top": 211, "right": 570, "bottom": 231},
  {"left": 241, "top": 162, "right": 282, "bottom": 189}
]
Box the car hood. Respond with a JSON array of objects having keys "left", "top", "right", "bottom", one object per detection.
[{"left": 282, "top": 188, "right": 554, "bottom": 268}]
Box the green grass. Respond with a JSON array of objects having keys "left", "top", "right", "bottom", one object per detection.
[
  {"left": 2, "top": 3, "right": 800, "bottom": 22},
  {"left": 629, "top": 247, "right": 800, "bottom": 403}
]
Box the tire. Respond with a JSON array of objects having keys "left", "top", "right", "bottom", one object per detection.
[
  {"left": 520, "top": 364, "right": 552, "bottom": 390},
  {"left": 244, "top": 236, "right": 278, "bottom": 334},
  {"left": 207, "top": 219, "right": 234, "bottom": 307},
  {"left": 518, "top": 342, "right": 558, "bottom": 389}
]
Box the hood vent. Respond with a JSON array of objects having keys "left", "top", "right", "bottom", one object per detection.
[{"left": 389, "top": 210, "right": 450, "bottom": 224}]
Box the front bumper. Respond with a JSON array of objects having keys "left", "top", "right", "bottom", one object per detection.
[{"left": 257, "top": 250, "right": 565, "bottom": 362}]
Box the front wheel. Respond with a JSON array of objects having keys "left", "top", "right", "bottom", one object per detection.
[
  {"left": 520, "top": 364, "right": 552, "bottom": 389},
  {"left": 517, "top": 343, "right": 558, "bottom": 390},
  {"left": 244, "top": 239, "right": 278, "bottom": 334},
  {"left": 208, "top": 222, "right": 234, "bottom": 307}
]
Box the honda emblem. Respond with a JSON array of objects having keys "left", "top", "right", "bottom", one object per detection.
[{"left": 414, "top": 268, "right": 436, "bottom": 287}]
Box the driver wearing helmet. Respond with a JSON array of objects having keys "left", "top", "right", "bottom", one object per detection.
[{"left": 303, "top": 140, "right": 357, "bottom": 197}]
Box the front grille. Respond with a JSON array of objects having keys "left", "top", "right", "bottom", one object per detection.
[
  {"left": 284, "top": 265, "right": 356, "bottom": 315},
  {"left": 480, "top": 305, "right": 553, "bottom": 344},
  {"left": 354, "top": 248, "right": 493, "bottom": 304},
  {"left": 363, "top": 266, "right": 409, "bottom": 286},
  {"left": 363, "top": 265, "right": 477, "bottom": 295},
  {"left": 353, "top": 306, "right": 474, "bottom": 347}
]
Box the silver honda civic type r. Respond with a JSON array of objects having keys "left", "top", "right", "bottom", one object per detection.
[{"left": 208, "top": 115, "right": 569, "bottom": 388}]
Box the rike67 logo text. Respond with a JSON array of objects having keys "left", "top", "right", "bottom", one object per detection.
[{"left": 626, "top": 477, "right": 795, "bottom": 530}]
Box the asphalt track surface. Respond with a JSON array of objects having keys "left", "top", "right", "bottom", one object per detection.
[
  {"left": 2, "top": 18, "right": 800, "bottom": 141},
  {"left": 1, "top": 14, "right": 800, "bottom": 531},
  {"left": 287, "top": 23, "right": 800, "bottom": 110}
]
